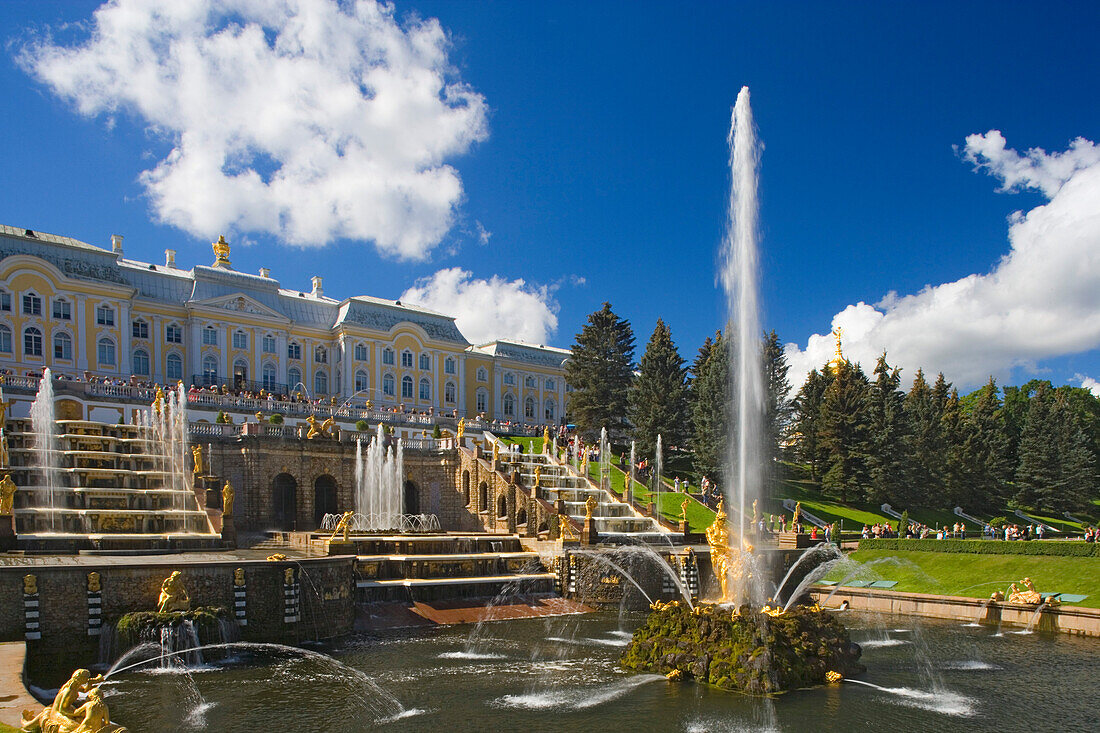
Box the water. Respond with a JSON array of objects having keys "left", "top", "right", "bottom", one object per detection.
[
  {"left": 29, "top": 368, "right": 61, "bottom": 529},
  {"left": 354, "top": 425, "right": 404, "bottom": 530},
  {"left": 655, "top": 434, "right": 663, "bottom": 515},
  {"left": 599, "top": 427, "right": 610, "bottom": 491},
  {"left": 98, "top": 612, "right": 1100, "bottom": 731},
  {"left": 722, "top": 86, "right": 766, "bottom": 606},
  {"left": 628, "top": 441, "right": 636, "bottom": 503}
]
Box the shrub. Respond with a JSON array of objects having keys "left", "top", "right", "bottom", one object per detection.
[
  {"left": 988, "top": 516, "right": 1008, "bottom": 528},
  {"left": 857, "top": 538, "right": 1100, "bottom": 557},
  {"left": 215, "top": 411, "right": 229, "bottom": 424},
  {"left": 268, "top": 413, "right": 283, "bottom": 425},
  {"left": 355, "top": 419, "right": 369, "bottom": 431},
  {"left": 432, "top": 424, "right": 442, "bottom": 439}
]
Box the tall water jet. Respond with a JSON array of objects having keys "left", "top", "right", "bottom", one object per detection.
[
  {"left": 599, "top": 427, "right": 610, "bottom": 491},
  {"left": 655, "top": 434, "right": 663, "bottom": 518},
  {"left": 721, "top": 86, "right": 766, "bottom": 605},
  {"left": 628, "top": 441, "right": 636, "bottom": 504},
  {"left": 29, "top": 368, "right": 61, "bottom": 530},
  {"left": 355, "top": 425, "right": 404, "bottom": 530}
]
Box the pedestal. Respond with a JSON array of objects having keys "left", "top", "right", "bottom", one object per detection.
[
  {"left": 679, "top": 520, "right": 690, "bottom": 536},
  {"left": 0, "top": 513, "right": 14, "bottom": 551},
  {"left": 326, "top": 540, "right": 356, "bottom": 556},
  {"left": 583, "top": 516, "right": 598, "bottom": 545},
  {"left": 221, "top": 515, "right": 237, "bottom": 548}
]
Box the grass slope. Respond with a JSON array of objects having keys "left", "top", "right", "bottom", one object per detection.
[{"left": 825, "top": 548, "right": 1100, "bottom": 608}]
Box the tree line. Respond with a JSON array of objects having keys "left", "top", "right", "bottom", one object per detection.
[{"left": 564, "top": 301, "right": 1099, "bottom": 515}]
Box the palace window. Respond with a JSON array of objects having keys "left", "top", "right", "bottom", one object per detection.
[
  {"left": 97, "top": 337, "right": 116, "bottom": 366},
  {"left": 476, "top": 388, "right": 488, "bottom": 413},
  {"left": 232, "top": 331, "right": 248, "bottom": 350},
  {"left": 355, "top": 370, "right": 369, "bottom": 392},
  {"left": 354, "top": 343, "right": 368, "bottom": 361},
  {"left": 419, "top": 377, "right": 431, "bottom": 401},
  {"left": 545, "top": 378, "right": 556, "bottom": 391},
  {"left": 444, "top": 381, "right": 456, "bottom": 403},
  {"left": 419, "top": 353, "right": 431, "bottom": 370},
  {"left": 288, "top": 367, "right": 302, "bottom": 389},
  {"left": 132, "top": 349, "right": 150, "bottom": 375},
  {"left": 401, "top": 375, "right": 413, "bottom": 399},
  {"left": 288, "top": 341, "right": 301, "bottom": 360},
  {"left": 477, "top": 367, "right": 487, "bottom": 382},
  {"left": 23, "top": 327, "right": 42, "bottom": 357},
  {"left": 0, "top": 291, "right": 10, "bottom": 312},
  {"left": 545, "top": 399, "right": 556, "bottom": 422},
  {"left": 23, "top": 293, "right": 42, "bottom": 316},
  {"left": 262, "top": 334, "right": 276, "bottom": 353},
  {"left": 524, "top": 375, "right": 536, "bottom": 388},
  {"left": 202, "top": 355, "right": 218, "bottom": 383},
  {"left": 503, "top": 372, "right": 514, "bottom": 385},
  {"left": 262, "top": 363, "right": 277, "bottom": 390},
  {"left": 382, "top": 347, "right": 395, "bottom": 365},
  {"left": 314, "top": 370, "right": 328, "bottom": 394},
  {"left": 383, "top": 373, "right": 395, "bottom": 396},
  {"left": 52, "top": 299, "right": 71, "bottom": 321},
  {"left": 503, "top": 393, "right": 514, "bottom": 416},
  {"left": 53, "top": 332, "right": 72, "bottom": 360},
  {"left": 95, "top": 305, "right": 113, "bottom": 326},
  {"left": 166, "top": 324, "right": 182, "bottom": 344},
  {"left": 132, "top": 319, "right": 149, "bottom": 339},
  {"left": 444, "top": 357, "right": 456, "bottom": 375},
  {"left": 524, "top": 397, "right": 535, "bottom": 420},
  {"left": 166, "top": 353, "right": 183, "bottom": 381},
  {"left": 202, "top": 326, "right": 218, "bottom": 345},
  {"left": 315, "top": 345, "right": 327, "bottom": 364},
  {"left": 0, "top": 325, "right": 11, "bottom": 353},
  {"left": 401, "top": 350, "right": 413, "bottom": 368}
]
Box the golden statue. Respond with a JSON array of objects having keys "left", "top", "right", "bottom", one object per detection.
[
  {"left": 0, "top": 397, "right": 10, "bottom": 425},
  {"left": 156, "top": 571, "right": 190, "bottom": 613},
  {"left": 221, "top": 480, "right": 235, "bottom": 519},
  {"left": 284, "top": 568, "right": 295, "bottom": 586},
  {"left": 543, "top": 426, "right": 550, "bottom": 449},
  {"left": 825, "top": 670, "right": 843, "bottom": 684},
  {"left": 558, "top": 515, "right": 577, "bottom": 541},
  {"left": 255, "top": 412, "right": 264, "bottom": 422},
  {"left": 1007, "top": 576, "right": 1045, "bottom": 605},
  {"left": 330, "top": 510, "right": 355, "bottom": 542},
  {"left": 456, "top": 418, "right": 465, "bottom": 442},
  {"left": 681, "top": 497, "right": 690, "bottom": 522},
  {"left": 0, "top": 473, "right": 17, "bottom": 515},
  {"left": 791, "top": 501, "right": 802, "bottom": 529},
  {"left": 233, "top": 568, "right": 245, "bottom": 587},
  {"left": 266, "top": 553, "right": 287, "bottom": 562},
  {"left": 87, "top": 573, "right": 101, "bottom": 593},
  {"left": 0, "top": 435, "right": 9, "bottom": 468},
  {"left": 23, "top": 574, "right": 37, "bottom": 595},
  {"left": 191, "top": 445, "right": 204, "bottom": 476},
  {"left": 534, "top": 466, "right": 541, "bottom": 487},
  {"left": 492, "top": 441, "right": 499, "bottom": 463},
  {"left": 584, "top": 494, "right": 598, "bottom": 520},
  {"left": 21, "top": 668, "right": 126, "bottom": 733},
  {"left": 761, "top": 599, "right": 784, "bottom": 617},
  {"left": 320, "top": 416, "right": 335, "bottom": 437},
  {"left": 828, "top": 327, "right": 845, "bottom": 369},
  {"left": 212, "top": 234, "right": 231, "bottom": 267},
  {"left": 305, "top": 414, "right": 321, "bottom": 439},
  {"left": 706, "top": 502, "right": 747, "bottom": 603}
]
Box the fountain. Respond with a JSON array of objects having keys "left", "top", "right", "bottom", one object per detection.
[
  {"left": 29, "top": 368, "right": 61, "bottom": 531},
  {"left": 353, "top": 425, "right": 404, "bottom": 531}
]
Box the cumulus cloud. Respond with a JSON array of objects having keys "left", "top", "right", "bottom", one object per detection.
[
  {"left": 18, "top": 0, "right": 488, "bottom": 259},
  {"left": 786, "top": 131, "right": 1100, "bottom": 389},
  {"left": 400, "top": 268, "right": 558, "bottom": 345},
  {"left": 1076, "top": 374, "right": 1100, "bottom": 397}
]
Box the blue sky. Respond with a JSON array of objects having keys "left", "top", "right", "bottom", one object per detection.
[{"left": 1, "top": 1, "right": 1098, "bottom": 394}]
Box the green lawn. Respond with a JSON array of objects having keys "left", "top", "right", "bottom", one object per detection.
[
  {"left": 0, "top": 722, "right": 19, "bottom": 732},
  {"left": 823, "top": 548, "right": 1100, "bottom": 608},
  {"left": 586, "top": 463, "right": 716, "bottom": 533},
  {"left": 498, "top": 436, "right": 546, "bottom": 453}
]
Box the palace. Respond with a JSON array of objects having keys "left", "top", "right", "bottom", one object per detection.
[{"left": 0, "top": 225, "right": 570, "bottom": 424}]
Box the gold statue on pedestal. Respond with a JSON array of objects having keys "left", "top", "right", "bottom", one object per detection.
[
  {"left": 212, "top": 234, "right": 231, "bottom": 267},
  {"left": 456, "top": 418, "right": 465, "bottom": 442},
  {"left": 156, "top": 571, "right": 190, "bottom": 613},
  {"left": 306, "top": 414, "right": 321, "bottom": 439},
  {"left": 492, "top": 441, "right": 499, "bottom": 463},
  {"left": 0, "top": 434, "right": 9, "bottom": 468},
  {"left": 191, "top": 445, "right": 204, "bottom": 476},
  {"left": 0, "top": 473, "right": 17, "bottom": 515},
  {"left": 221, "top": 480, "right": 235, "bottom": 519},
  {"left": 791, "top": 501, "right": 802, "bottom": 529},
  {"left": 87, "top": 573, "right": 100, "bottom": 593},
  {"left": 1007, "top": 577, "right": 1050, "bottom": 605},
  {"left": 558, "top": 515, "right": 577, "bottom": 541},
  {"left": 534, "top": 466, "right": 541, "bottom": 487},
  {"left": 584, "top": 494, "right": 598, "bottom": 520},
  {"left": 330, "top": 510, "right": 355, "bottom": 542},
  {"left": 680, "top": 497, "right": 690, "bottom": 523},
  {"left": 705, "top": 501, "right": 749, "bottom": 604},
  {"left": 21, "top": 668, "right": 127, "bottom": 733},
  {"left": 543, "top": 426, "right": 550, "bottom": 450},
  {"left": 320, "top": 416, "right": 335, "bottom": 437}
]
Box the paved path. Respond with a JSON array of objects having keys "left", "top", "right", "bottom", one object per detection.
[{"left": 0, "top": 641, "right": 38, "bottom": 728}]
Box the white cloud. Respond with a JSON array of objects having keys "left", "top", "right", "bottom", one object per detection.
[
  {"left": 1076, "top": 374, "right": 1100, "bottom": 397},
  {"left": 400, "top": 267, "right": 558, "bottom": 345},
  {"left": 18, "top": 0, "right": 488, "bottom": 259},
  {"left": 786, "top": 131, "right": 1100, "bottom": 390}
]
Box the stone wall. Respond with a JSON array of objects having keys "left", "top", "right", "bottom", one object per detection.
[
  {"left": 453, "top": 448, "right": 560, "bottom": 537},
  {"left": 0, "top": 557, "right": 354, "bottom": 686}
]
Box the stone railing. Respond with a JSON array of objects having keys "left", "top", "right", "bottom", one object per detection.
[
  {"left": 187, "top": 422, "right": 455, "bottom": 451},
  {"left": 0, "top": 374, "right": 42, "bottom": 390}
]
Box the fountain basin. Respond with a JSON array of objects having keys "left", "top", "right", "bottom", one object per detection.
[{"left": 621, "top": 602, "right": 863, "bottom": 694}]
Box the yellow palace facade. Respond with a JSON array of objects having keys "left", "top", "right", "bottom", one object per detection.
[{"left": 0, "top": 225, "right": 570, "bottom": 424}]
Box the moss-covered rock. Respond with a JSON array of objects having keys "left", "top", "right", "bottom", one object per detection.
[
  {"left": 621, "top": 602, "right": 863, "bottom": 694},
  {"left": 114, "top": 606, "right": 234, "bottom": 659}
]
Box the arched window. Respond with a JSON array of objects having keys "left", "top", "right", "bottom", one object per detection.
[
  {"left": 0, "top": 325, "right": 12, "bottom": 353},
  {"left": 524, "top": 375, "right": 536, "bottom": 388},
  {"left": 382, "top": 347, "right": 395, "bottom": 365},
  {"left": 0, "top": 290, "right": 10, "bottom": 312},
  {"left": 166, "top": 323, "right": 182, "bottom": 343},
  {"left": 288, "top": 367, "right": 302, "bottom": 390},
  {"left": 545, "top": 398, "right": 556, "bottom": 422},
  {"left": 545, "top": 378, "right": 556, "bottom": 391},
  {"left": 23, "top": 292, "right": 42, "bottom": 316},
  {"left": 419, "top": 353, "right": 431, "bottom": 370},
  {"left": 382, "top": 373, "right": 395, "bottom": 396},
  {"left": 52, "top": 298, "right": 71, "bottom": 320},
  {"left": 401, "top": 375, "right": 413, "bottom": 399},
  {"left": 233, "top": 359, "right": 248, "bottom": 388},
  {"left": 444, "top": 357, "right": 456, "bottom": 375},
  {"left": 97, "top": 337, "right": 115, "bottom": 366},
  {"left": 53, "top": 332, "right": 72, "bottom": 360},
  {"left": 166, "top": 353, "right": 183, "bottom": 381},
  {"left": 314, "top": 345, "right": 327, "bottom": 363},
  {"left": 132, "top": 349, "right": 150, "bottom": 375},
  {"left": 419, "top": 377, "right": 431, "bottom": 401},
  {"left": 262, "top": 362, "right": 277, "bottom": 390},
  {"left": 477, "top": 367, "right": 488, "bottom": 382},
  {"left": 355, "top": 370, "right": 369, "bottom": 392},
  {"left": 503, "top": 393, "right": 515, "bottom": 416},
  {"left": 314, "top": 370, "right": 328, "bottom": 394},
  {"left": 524, "top": 396, "right": 535, "bottom": 420},
  {"left": 503, "top": 372, "right": 515, "bottom": 385},
  {"left": 444, "top": 381, "right": 456, "bottom": 403},
  {"left": 288, "top": 341, "right": 301, "bottom": 360},
  {"left": 476, "top": 388, "right": 488, "bottom": 413},
  {"left": 354, "top": 343, "right": 368, "bottom": 360},
  {"left": 202, "top": 355, "right": 218, "bottom": 383},
  {"left": 401, "top": 350, "right": 413, "bottom": 368},
  {"left": 24, "top": 327, "right": 43, "bottom": 357}
]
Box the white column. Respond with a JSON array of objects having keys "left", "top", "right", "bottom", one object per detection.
[
  {"left": 119, "top": 302, "right": 131, "bottom": 376},
  {"left": 457, "top": 355, "right": 466, "bottom": 417},
  {"left": 75, "top": 298, "right": 88, "bottom": 371},
  {"left": 189, "top": 319, "right": 203, "bottom": 382},
  {"left": 341, "top": 335, "right": 352, "bottom": 398}
]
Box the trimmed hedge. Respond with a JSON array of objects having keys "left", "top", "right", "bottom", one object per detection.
[{"left": 857, "top": 538, "right": 1100, "bottom": 557}]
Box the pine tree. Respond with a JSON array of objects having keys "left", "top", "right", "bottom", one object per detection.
[
  {"left": 1015, "top": 383, "right": 1059, "bottom": 509},
  {"left": 690, "top": 332, "right": 730, "bottom": 482},
  {"left": 564, "top": 302, "right": 635, "bottom": 440},
  {"left": 866, "top": 353, "right": 911, "bottom": 505},
  {"left": 762, "top": 331, "right": 794, "bottom": 476},
  {"left": 630, "top": 319, "right": 690, "bottom": 456},
  {"left": 958, "top": 378, "right": 1012, "bottom": 509},
  {"left": 941, "top": 388, "right": 972, "bottom": 508},
  {"left": 819, "top": 360, "right": 873, "bottom": 502},
  {"left": 904, "top": 369, "right": 947, "bottom": 506},
  {"left": 791, "top": 366, "right": 833, "bottom": 483}
]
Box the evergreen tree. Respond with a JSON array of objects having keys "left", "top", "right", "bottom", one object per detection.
[
  {"left": 957, "top": 379, "right": 1012, "bottom": 509},
  {"left": 904, "top": 369, "right": 948, "bottom": 506},
  {"left": 819, "top": 360, "right": 873, "bottom": 502},
  {"left": 690, "top": 332, "right": 730, "bottom": 482},
  {"left": 629, "top": 319, "right": 690, "bottom": 456},
  {"left": 941, "top": 388, "right": 972, "bottom": 508},
  {"left": 1015, "top": 383, "right": 1060, "bottom": 509},
  {"left": 564, "top": 302, "right": 635, "bottom": 439},
  {"left": 762, "top": 331, "right": 794, "bottom": 476},
  {"left": 866, "top": 354, "right": 911, "bottom": 505},
  {"left": 1051, "top": 393, "right": 1097, "bottom": 512},
  {"left": 791, "top": 366, "right": 833, "bottom": 483}
]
